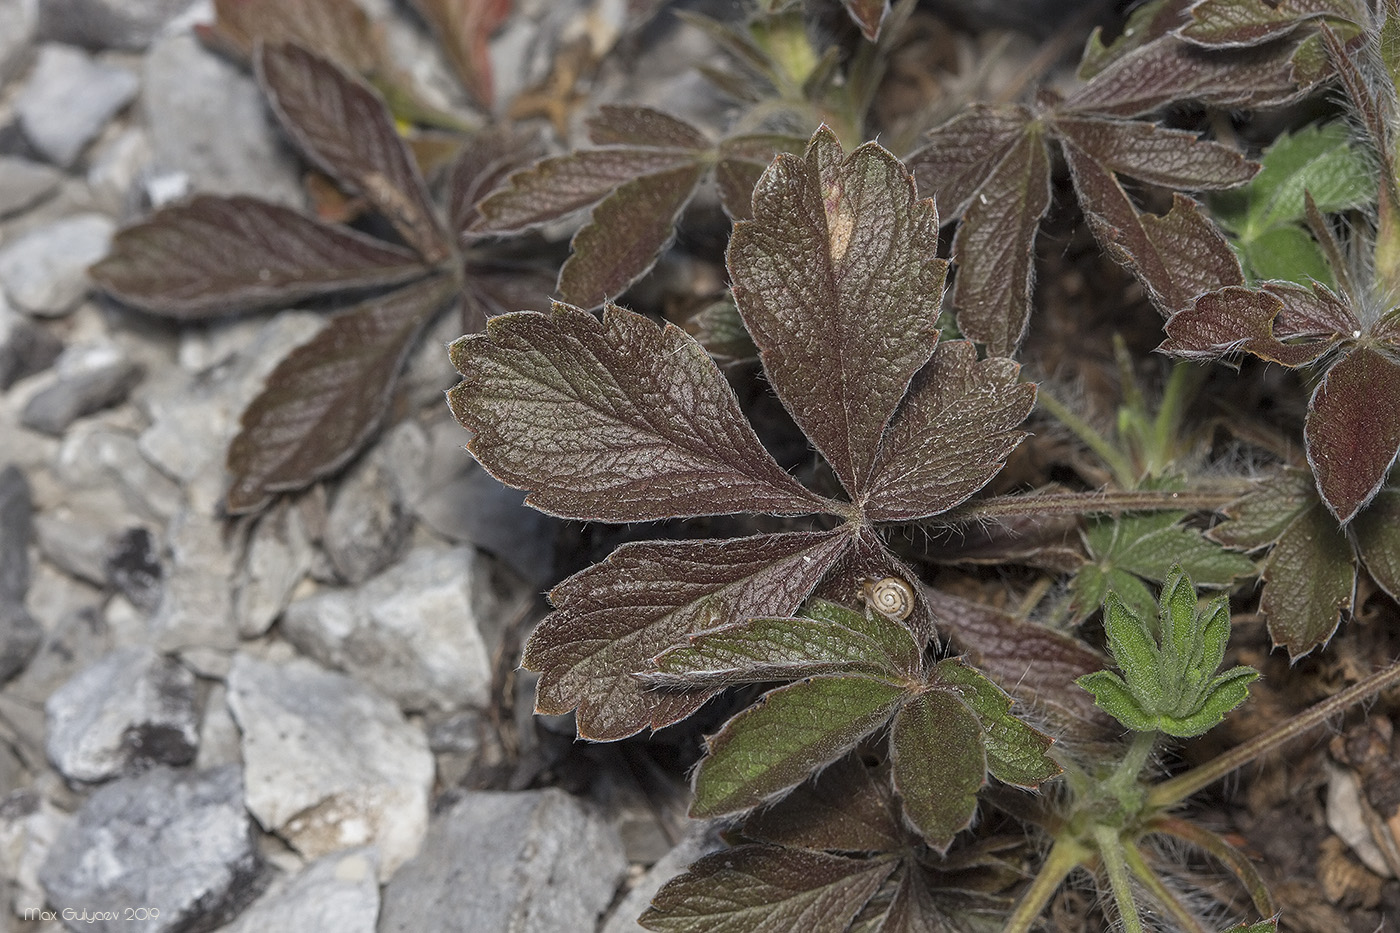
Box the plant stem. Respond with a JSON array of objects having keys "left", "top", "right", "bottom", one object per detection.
[
  {"left": 1002, "top": 835, "right": 1091, "bottom": 933},
  {"left": 1151, "top": 362, "right": 1204, "bottom": 474},
  {"left": 1121, "top": 843, "right": 1209, "bottom": 933},
  {"left": 1148, "top": 657, "right": 1400, "bottom": 808},
  {"left": 1094, "top": 825, "right": 1145, "bottom": 933},
  {"left": 1036, "top": 388, "right": 1138, "bottom": 488},
  {"left": 1109, "top": 732, "right": 1157, "bottom": 798},
  {"left": 938, "top": 485, "right": 1248, "bottom": 524}
]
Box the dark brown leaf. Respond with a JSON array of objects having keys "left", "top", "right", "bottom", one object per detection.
[
  {"left": 471, "top": 148, "right": 703, "bottom": 233},
  {"left": 1159, "top": 284, "right": 1349, "bottom": 366},
  {"left": 1065, "top": 140, "right": 1242, "bottom": 315},
  {"left": 91, "top": 196, "right": 426, "bottom": 318},
  {"left": 587, "top": 105, "right": 709, "bottom": 148},
  {"left": 558, "top": 161, "right": 707, "bottom": 308},
  {"left": 1179, "top": 0, "right": 1311, "bottom": 48},
  {"left": 728, "top": 127, "right": 945, "bottom": 498},
  {"left": 1063, "top": 35, "right": 1302, "bottom": 118},
  {"left": 1051, "top": 116, "right": 1258, "bottom": 190},
  {"left": 948, "top": 126, "right": 1052, "bottom": 355},
  {"left": 225, "top": 275, "right": 456, "bottom": 514},
  {"left": 865, "top": 342, "right": 1035, "bottom": 522},
  {"left": 446, "top": 126, "right": 544, "bottom": 237},
  {"left": 906, "top": 105, "right": 1032, "bottom": 220},
  {"left": 257, "top": 43, "right": 449, "bottom": 260},
  {"left": 1077, "top": 0, "right": 1191, "bottom": 79},
  {"left": 446, "top": 302, "right": 829, "bottom": 521},
  {"left": 522, "top": 530, "right": 855, "bottom": 740},
  {"left": 741, "top": 755, "right": 906, "bottom": 853},
  {"left": 926, "top": 588, "right": 1118, "bottom": 741},
  {"left": 1207, "top": 469, "right": 1315, "bottom": 550},
  {"left": 407, "top": 0, "right": 512, "bottom": 108},
  {"left": 640, "top": 846, "right": 897, "bottom": 933},
  {"left": 1305, "top": 346, "right": 1400, "bottom": 523},
  {"left": 1260, "top": 498, "right": 1355, "bottom": 656},
  {"left": 199, "top": 0, "right": 381, "bottom": 71},
  {"left": 1354, "top": 489, "right": 1400, "bottom": 599}
]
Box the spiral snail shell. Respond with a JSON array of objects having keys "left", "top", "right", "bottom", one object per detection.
[{"left": 862, "top": 576, "right": 916, "bottom": 621}]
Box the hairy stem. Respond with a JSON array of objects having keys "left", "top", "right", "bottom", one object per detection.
[
  {"left": 1094, "top": 825, "right": 1145, "bottom": 933},
  {"left": 1148, "top": 657, "right": 1400, "bottom": 808},
  {"left": 937, "top": 485, "right": 1248, "bottom": 524},
  {"left": 1148, "top": 817, "right": 1277, "bottom": 918},
  {"left": 1002, "top": 835, "right": 1091, "bottom": 933},
  {"left": 1121, "top": 843, "right": 1209, "bottom": 933},
  {"left": 1036, "top": 388, "right": 1138, "bottom": 488},
  {"left": 1108, "top": 732, "right": 1157, "bottom": 799}
]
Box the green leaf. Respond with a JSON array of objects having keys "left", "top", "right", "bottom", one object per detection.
[
  {"left": 1305, "top": 346, "right": 1400, "bottom": 523},
  {"left": 1162, "top": 665, "right": 1259, "bottom": 737},
  {"left": 1179, "top": 0, "right": 1309, "bottom": 47},
  {"left": 1354, "top": 489, "right": 1400, "bottom": 599},
  {"left": 1219, "top": 920, "right": 1278, "bottom": 933},
  {"left": 933, "top": 659, "right": 1058, "bottom": 788},
  {"left": 691, "top": 674, "right": 908, "bottom": 818},
  {"left": 889, "top": 690, "right": 985, "bottom": 851},
  {"left": 1077, "top": 0, "right": 1185, "bottom": 80},
  {"left": 256, "top": 42, "right": 448, "bottom": 260},
  {"left": 1075, "top": 670, "right": 1159, "bottom": 732},
  {"left": 800, "top": 599, "right": 924, "bottom": 677},
  {"left": 1219, "top": 123, "right": 1372, "bottom": 237},
  {"left": 1208, "top": 469, "right": 1315, "bottom": 549},
  {"left": 947, "top": 125, "right": 1052, "bottom": 355},
  {"left": 1260, "top": 499, "right": 1355, "bottom": 656},
  {"left": 646, "top": 613, "right": 905, "bottom": 689},
  {"left": 727, "top": 126, "right": 946, "bottom": 497},
  {"left": 90, "top": 196, "right": 427, "bottom": 318},
  {"left": 523, "top": 530, "right": 855, "bottom": 740},
  {"left": 640, "top": 846, "right": 897, "bottom": 933},
  {"left": 446, "top": 303, "right": 830, "bottom": 522},
  {"left": 1100, "top": 593, "right": 1164, "bottom": 708},
  {"left": 225, "top": 275, "right": 455, "bottom": 514},
  {"left": 864, "top": 341, "right": 1036, "bottom": 522},
  {"left": 1240, "top": 224, "right": 1335, "bottom": 286}
]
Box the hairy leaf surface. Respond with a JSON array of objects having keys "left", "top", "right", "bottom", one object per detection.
[
  {"left": 907, "top": 105, "right": 1031, "bottom": 219},
  {"left": 728, "top": 127, "right": 945, "bottom": 497},
  {"left": 257, "top": 42, "right": 448, "bottom": 259},
  {"left": 559, "top": 162, "right": 707, "bottom": 307},
  {"left": 948, "top": 126, "right": 1052, "bottom": 354},
  {"left": 523, "top": 531, "right": 853, "bottom": 740},
  {"left": 226, "top": 275, "right": 455, "bottom": 513},
  {"left": 1354, "top": 489, "right": 1400, "bottom": 599},
  {"left": 933, "top": 659, "right": 1058, "bottom": 788},
  {"left": 741, "top": 756, "right": 905, "bottom": 853},
  {"left": 1261, "top": 500, "right": 1355, "bottom": 655},
  {"left": 865, "top": 342, "right": 1035, "bottom": 521},
  {"left": 1160, "top": 283, "right": 1352, "bottom": 365},
  {"left": 447, "top": 303, "right": 828, "bottom": 521},
  {"left": 691, "top": 674, "right": 907, "bottom": 818},
  {"left": 640, "top": 846, "right": 896, "bottom": 933},
  {"left": 1305, "top": 347, "right": 1400, "bottom": 522},
  {"left": 1052, "top": 116, "right": 1257, "bottom": 190},
  {"left": 91, "top": 197, "right": 426, "bottom": 317},
  {"left": 890, "top": 691, "right": 984, "bottom": 851}
]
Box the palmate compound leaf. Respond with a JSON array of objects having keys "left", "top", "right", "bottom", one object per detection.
[
  {"left": 256, "top": 42, "right": 449, "bottom": 261},
  {"left": 639, "top": 845, "right": 898, "bottom": 933},
  {"left": 90, "top": 196, "right": 429, "bottom": 318},
  {"left": 727, "top": 126, "right": 946, "bottom": 497},
  {"left": 449, "top": 126, "right": 1037, "bottom": 739},
  {"left": 226, "top": 275, "right": 457, "bottom": 514}
]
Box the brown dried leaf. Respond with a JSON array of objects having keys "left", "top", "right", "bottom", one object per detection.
[{"left": 408, "top": 0, "right": 512, "bottom": 108}]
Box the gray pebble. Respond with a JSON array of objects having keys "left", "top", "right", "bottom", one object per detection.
[
  {"left": 0, "top": 213, "right": 115, "bottom": 316},
  {"left": 15, "top": 43, "right": 139, "bottom": 167}
]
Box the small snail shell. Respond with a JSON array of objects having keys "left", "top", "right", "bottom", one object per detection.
[{"left": 863, "top": 576, "right": 916, "bottom": 621}]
